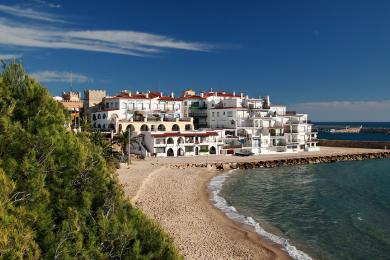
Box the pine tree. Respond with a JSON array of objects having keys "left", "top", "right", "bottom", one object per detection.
[{"left": 0, "top": 63, "right": 181, "bottom": 259}]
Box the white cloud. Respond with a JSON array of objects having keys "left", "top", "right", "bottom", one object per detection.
[
  {"left": 0, "top": 18, "right": 214, "bottom": 57},
  {"left": 30, "top": 71, "right": 92, "bottom": 83},
  {"left": 0, "top": 4, "right": 65, "bottom": 23},
  {"left": 0, "top": 53, "right": 22, "bottom": 60},
  {"left": 31, "top": 0, "right": 62, "bottom": 8},
  {"left": 291, "top": 100, "right": 390, "bottom": 122}
]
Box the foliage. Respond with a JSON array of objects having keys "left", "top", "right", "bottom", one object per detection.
[{"left": 0, "top": 63, "right": 181, "bottom": 259}]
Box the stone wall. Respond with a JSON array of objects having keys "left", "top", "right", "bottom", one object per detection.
[
  {"left": 319, "top": 139, "right": 390, "bottom": 149},
  {"left": 170, "top": 152, "right": 390, "bottom": 171}
]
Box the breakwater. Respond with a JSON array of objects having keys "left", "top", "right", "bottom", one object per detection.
[
  {"left": 319, "top": 139, "right": 390, "bottom": 149},
  {"left": 170, "top": 151, "right": 390, "bottom": 170}
]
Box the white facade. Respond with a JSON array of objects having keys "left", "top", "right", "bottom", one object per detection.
[
  {"left": 143, "top": 130, "right": 224, "bottom": 157},
  {"left": 92, "top": 91, "right": 184, "bottom": 132}
]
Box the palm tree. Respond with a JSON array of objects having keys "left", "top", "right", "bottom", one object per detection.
[{"left": 113, "top": 131, "right": 140, "bottom": 159}]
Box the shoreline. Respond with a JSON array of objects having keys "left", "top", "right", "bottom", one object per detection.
[
  {"left": 202, "top": 170, "right": 291, "bottom": 260},
  {"left": 117, "top": 147, "right": 389, "bottom": 259},
  {"left": 205, "top": 170, "right": 292, "bottom": 260}
]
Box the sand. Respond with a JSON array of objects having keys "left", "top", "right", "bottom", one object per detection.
[{"left": 117, "top": 147, "right": 387, "bottom": 259}]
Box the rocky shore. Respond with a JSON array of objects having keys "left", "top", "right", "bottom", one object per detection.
[{"left": 170, "top": 151, "right": 390, "bottom": 171}]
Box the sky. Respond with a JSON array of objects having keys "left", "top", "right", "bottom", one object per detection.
[{"left": 0, "top": 0, "right": 389, "bottom": 121}]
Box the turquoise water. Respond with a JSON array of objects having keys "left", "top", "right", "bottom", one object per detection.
[{"left": 219, "top": 159, "right": 390, "bottom": 259}]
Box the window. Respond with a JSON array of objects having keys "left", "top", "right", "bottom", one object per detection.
[
  {"left": 227, "top": 111, "right": 233, "bottom": 117},
  {"left": 223, "top": 112, "right": 226, "bottom": 115},
  {"left": 98, "top": 114, "right": 101, "bottom": 119},
  {"left": 185, "top": 146, "right": 194, "bottom": 152},
  {"left": 217, "top": 112, "right": 220, "bottom": 117},
  {"left": 212, "top": 112, "right": 215, "bottom": 117},
  {"left": 103, "top": 114, "right": 106, "bottom": 119},
  {"left": 155, "top": 147, "right": 166, "bottom": 153}
]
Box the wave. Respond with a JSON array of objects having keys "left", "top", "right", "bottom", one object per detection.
[{"left": 208, "top": 170, "right": 313, "bottom": 260}]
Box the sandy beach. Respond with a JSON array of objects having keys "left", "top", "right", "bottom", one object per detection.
[{"left": 117, "top": 147, "right": 387, "bottom": 259}]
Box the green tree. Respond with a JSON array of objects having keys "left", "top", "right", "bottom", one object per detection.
[{"left": 0, "top": 63, "right": 181, "bottom": 259}]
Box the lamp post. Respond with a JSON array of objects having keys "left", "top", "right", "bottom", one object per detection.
[{"left": 128, "top": 127, "right": 131, "bottom": 167}]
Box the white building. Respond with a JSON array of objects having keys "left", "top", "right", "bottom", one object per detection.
[
  {"left": 143, "top": 130, "right": 224, "bottom": 157},
  {"left": 92, "top": 90, "right": 185, "bottom": 133}
]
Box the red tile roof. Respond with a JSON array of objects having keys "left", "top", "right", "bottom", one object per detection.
[
  {"left": 151, "top": 131, "right": 219, "bottom": 137},
  {"left": 105, "top": 91, "right": 182, "bottom": 101}
]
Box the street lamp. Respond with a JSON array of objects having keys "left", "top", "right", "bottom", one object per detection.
[{"left": 128, "top": 126, "right": 131, "bottom": 167}]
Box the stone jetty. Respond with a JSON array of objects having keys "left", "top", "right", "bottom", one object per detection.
[{"left": 170, "top": 151, "right": 390, "bottom": 171}]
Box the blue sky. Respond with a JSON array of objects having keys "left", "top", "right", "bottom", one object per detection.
[{"left": 0, "top": 0, "right": 389, "bottom": 121}]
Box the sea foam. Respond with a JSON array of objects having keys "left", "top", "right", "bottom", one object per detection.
[{"left": 208, "top": 170, "right": 313, "bottom": 260}]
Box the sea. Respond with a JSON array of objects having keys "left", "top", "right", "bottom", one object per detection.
[
  {"left": 209, "top": 122, "right": 390, "bottom": 260},
  {"left": 315, "top": 122, "right": 390, "bottom": 141}
]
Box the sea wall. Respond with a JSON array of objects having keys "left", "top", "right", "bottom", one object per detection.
[
  {"left": 319, "top": 139, "right": 390, "bottom": 149},
  {"left": 170, "top": 152, "right": 390, "bottom": 170}
]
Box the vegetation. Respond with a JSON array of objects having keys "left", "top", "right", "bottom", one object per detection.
[{"left": 0, "top": 63, "right": 181, "bottom": 259}]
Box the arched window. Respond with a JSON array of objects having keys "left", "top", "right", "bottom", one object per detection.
[
  {"left": 209, "top": 146, "right": 217, "bottom": 155},
  {"left": 92, "top": 114, "right": 97, "bottom": 121},
  {"left": 158, "top": 124, "right": 166, "bottom": 131},
  {"left": 98, "top": 124, "right": 101, "bottom": 128},
  {"left": 167, "top": 138, "right": 174, "bottom": 144},
  {"left": 185, "top": 124, "right": 192, "bottom": 131},
  {"left": 177, "top": 137, "right": 184, "bottom": 144},
  {"left": 103, "top": 113, "right": 106, "bottom": 119},
  {"left": 140, "top": 124, "right": 149, "bottom": 131},
  {"left": 103, "top": 124, "right": 106, "bottom": 129},
  {"left": 126, "top": 124, "right": 135, "bottom": 133},
  {"left": 98, "top": 114, "right": 101, "bottom": 119},
  {"left": 172, "top": 124, "right": 180, "bottom": 131}
]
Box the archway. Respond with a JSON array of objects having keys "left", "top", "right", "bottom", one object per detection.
[
  {"left": 118, "top": 124, "right": 123, "bottom": 133},
  {"left": 195, "top": 147, "right": 199, "bottom": 155},
  {"left": 126, "top": 124, "right": 135, "bottom": 133},
  {"left": 237, "top": 129, "right": 248, "bottom": 137},
  {"left": 167, "top": 148, "right": 174, "bottom": 157},
  {"left": 177, "top": 148, "right": 184, "bottom": 156},
  {"left": 140, "top": 124, "right": 149, "bottom": 131},
  {"left": 185, "top": 124, "right": 192, "bottom": 131},
  {"left": 209, "top": 146, "right": 216, "bottom": 155},
  {"left": 172, "top": 124, "right": 180, "bottom": 131},
  {"left": 167, "top": 137, "right": 174, "bottom": 144},
  {"left": 158, "top": 124, "right": 166, "bottom": 131}
]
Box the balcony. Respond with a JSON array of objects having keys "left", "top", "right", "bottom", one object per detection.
[{"left": 190, "top": 105, "right": 207, "bottom": 109}]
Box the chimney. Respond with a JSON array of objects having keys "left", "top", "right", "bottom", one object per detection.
[
  {"left": 200, "top": 92, "right": 204, "bottom": 98},
  {"left": 246, "top": 95, "right": 249, "bottom": 99},
  {"left": 160, "top": 91, "right": 163, "bottom": 97},
  {"left": 240, "top": 92, "right": 244, "bottom": 98},
  {"left": 146, "top": 93, "right": 149, "bottom": 98},
  {"left": 215, "top": 92, "right": 217, "bottom": 97},
  {"left": 129, "top": 91, "right": 132, "bottom": 96},
  {"left": 171, "top": 92, "right": 175, "bottom": 98},
  {"left": 136, "top": 91, "right": 139, "bottom": 94},
  {"left": 233, "top": 91, "right": 236, "bottom": 96}
]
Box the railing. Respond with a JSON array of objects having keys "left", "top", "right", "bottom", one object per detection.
[
  {"left": 222, "top": 144, "right": 242, "bottom": 149},
  {"left": 190, "top": 105, "right": 207, "bottom": 109}
]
